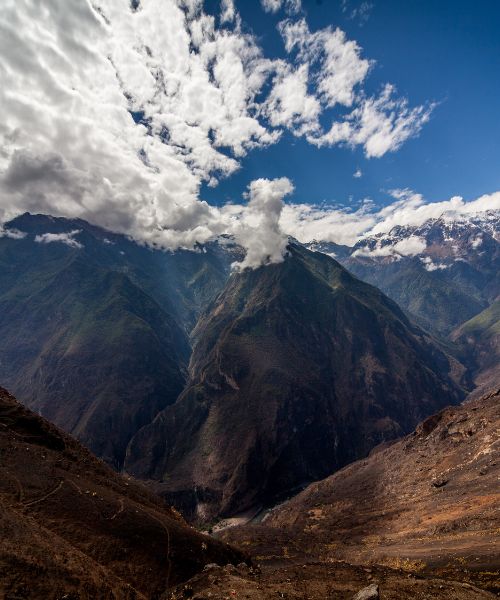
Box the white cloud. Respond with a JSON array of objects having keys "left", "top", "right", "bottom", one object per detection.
[
  {"left": 352, "top": 236, "right": 426, "bottom": 259},
  {"left": 351, "top": 244, "right": 397, "bottom": 259},
  {"left": 342, "top": 1, "right": 374, "bottom": 25},
  {"left": 220, "top": 0, "right": 236, "bottom": 23},
  {"left": 0, "top": 0, "right": 433, "bottom": 268},
  {"left": 392, "top": 235, "right": 427, "bottom": 255},
  {"left": 280, "top": 201, "right": 375, "bottom": 246},
  {"left": 279, "top": 19, "right": 371, "bottom": 108},
  {"left": 261, "top": 0, "right": 301, "bottom": 14},
  {"left": 231, "top": 177, "right": 294, "bottom": 270},
  {"left": 261, "top": 0, "right": 282, "bottom": 12},
  {"left": 353, "top": 168, "right": 362, "bottom": 178},
  {"left": 0, "top": 226, "right": 26, "bottom": 240},
  {"left": 264, "top": 63, "right": 321, "bottom": 134},
  {"left": 308, "top": 84, "right": 434, "bottom": 157},
  {"left": 34, "top": 230, "right": 83, "bottom": 249},
  {"left": 369, "top": 189, "right": 500, "bottom": 235},
  {"left": 420, "top": 256, "right": 448, "bottom": 272}
]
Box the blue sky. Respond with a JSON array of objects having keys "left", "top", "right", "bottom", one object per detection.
[
  {"left": 2, "top": 0, "right": 499, "bottom": 260},
  {"left": 202, "top": 0, "right": 500, "bottom": 210}
]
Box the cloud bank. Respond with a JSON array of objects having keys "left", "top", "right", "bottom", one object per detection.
[
  {"left": 0, "top": 0, "right": 436, "bottom": 268},
  {"left": 280, "top": 190, "right": 500, "bottom": 246}
]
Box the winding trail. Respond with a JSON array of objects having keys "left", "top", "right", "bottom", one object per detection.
[{"left": 23, "top": 479, "right": 64, "bottom": 507}]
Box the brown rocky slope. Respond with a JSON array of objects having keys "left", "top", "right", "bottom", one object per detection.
[
  {"left": 221, "top": 388, "right": 500, "bottom": 594},
  {"left": 0, "top": 387, "right": 244, "bottom": 600}
]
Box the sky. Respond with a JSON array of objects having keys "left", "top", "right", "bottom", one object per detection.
[
  {"left": 0, "top": 0, "right": 499, "bottom": 267},
  {"left": 202, "top": 0, "right": 500, "bottom": 208}
]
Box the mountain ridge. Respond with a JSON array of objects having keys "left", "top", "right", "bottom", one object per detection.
[
  {"left": 125, "top": 243, "right": 465, "bottom": 522},
  {"left": 307, "top": 209, "right": 500, "bottom": 337},
  {"left": 0, "top": 386, "right": 245, "bottom": 599},
  {"left": 220, "top": 387, "right": 500, "bottom": 594}
]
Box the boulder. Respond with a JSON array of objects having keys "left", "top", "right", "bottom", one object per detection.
[{"left": 352, "top": 583, "right": 380, "bottom": 600}]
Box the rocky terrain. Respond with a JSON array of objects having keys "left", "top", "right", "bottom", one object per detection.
[
  {"left": 0, "top": 387, "right": 244, "bottom": 600},
  {"left": 221, "top": 388, "right": 500, "bottom": 595},
  {"left": 125, "top": 244, "right": 464, "bottom": 522},
  {"left": 2, "top": 382, "right": 497, "bottom": 599},
  {"left": 168, "top": 560, "right": 496, "bottom": 599}
]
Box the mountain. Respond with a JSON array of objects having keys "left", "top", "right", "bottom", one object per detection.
[
  {"left": 0, "top": 386, "right": 244, "bottom": 600},
  {"left": 5, "top": 212, "right": 240, "bottom": 333},
  {"left": 451, "top": 300, "right": 500, "bottom": 398},
  {"left": 308, "top": 210, "right": 500, "bottom": 337},
  {"left": 0, "top": 213, "right": 237, "bottom": 468},
  {"left": 124, "top": 243, "right": 465, "bottom": 522},
  {"left": 220, "top": 388, "right": 500, "bottom": 595}
]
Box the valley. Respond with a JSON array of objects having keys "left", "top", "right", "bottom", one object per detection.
[
  {"left": 2, "top": 2, "right": 499, "bottom": 596},
  {"left": 0, "top": 210, "right": 499, "bottom": 598}
]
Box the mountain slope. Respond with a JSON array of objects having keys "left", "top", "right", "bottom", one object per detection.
[
  {"left": 0, "top": 213, "right": 238, "bottom": 467},
  {"left": 224, "top": 388, "right": 500, "bottom": 593},
  {"left": 125, "top": 244, "right": 465, "bottom": 522},
  {"left": 0, "top": 387, "right": 244, "bottom": 600},
  {"left": 347, "top": 257, "right": 487, "bottom": 335},
  {"left": 451, "top": 300, "right": 500, "bottom": 397},
  {"left": 221, "top": 390, "right": 500, "bottom": 599},
  {"left": 5, "top": 212, "right": 238, "bottom": 333},
  {"left": 0, "top": 247, "right": 189, "bottom": 468},
  {"left": 309, "top": 211, "right": 500, "bottom": 337}
]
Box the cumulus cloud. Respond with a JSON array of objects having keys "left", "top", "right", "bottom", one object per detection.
[
  {"left": 307, "top": 84, "right": 434, "bottom": 156},
  {"left": 353, "top": 168, "right": 362, "bottom": 178},
  {"left": 279, "top": 18, "right": 371, "bottom": 108},
  {"left": 220, "top": 0, "right": 236, "bottom": 23},
  {"left": 0, "top": 0, "right": 433, "bottom": 268},
  {"left": 231, "top": 177, "right": 294, "bottom": 270},
  {"left": 264, "top": 63, "right": 321, "bottom": 135},
  {"left": 34, "top": 230, "right": 83, "bottom": 249}
]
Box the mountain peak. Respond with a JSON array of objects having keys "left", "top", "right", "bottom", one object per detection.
[{"left": 125, "top": 244, "right": 464, "bottom": 522}]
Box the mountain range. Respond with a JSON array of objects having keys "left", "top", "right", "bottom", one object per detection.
[
  {"left": 308, "top": 210, "right": 500, "bottom": 337},
  {"left": 1, "top": 213, "right": 476, "bottom": 513},
  {"left": 0, "top": 213, "right": 238, "bottom": 468},
  {"left": 0, "top": 210, "right": 498, "bottom": 520},
  {"left": 1, "top": 209, "right": 499, "bottom": 598}
]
